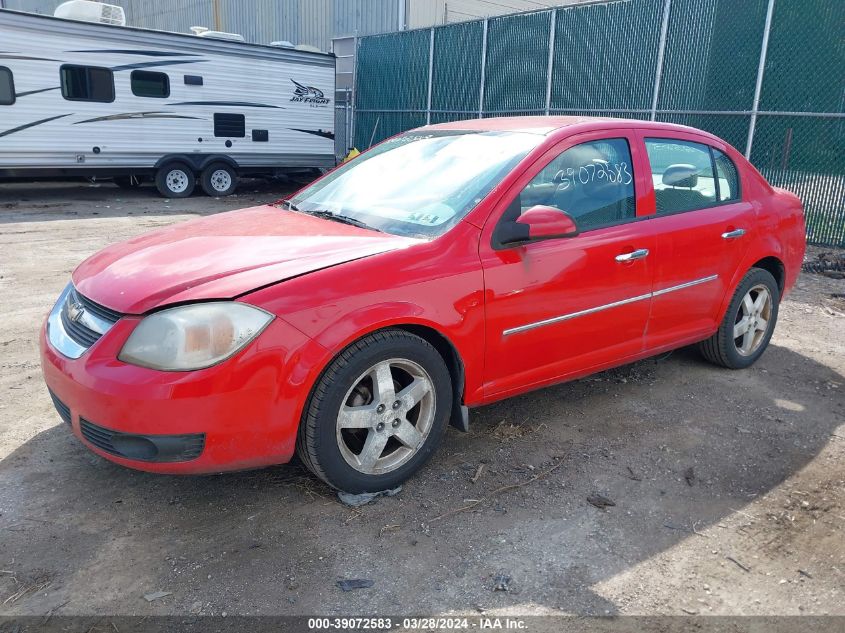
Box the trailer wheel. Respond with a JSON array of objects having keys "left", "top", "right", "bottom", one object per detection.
[
  {"left": 113, "top": 175, "right": 144, "bottom": 189},
  {"left": 155, "top": 162, "right": 195, "bottom": 198},
  {"left": 200, "top": 162, "right": 238, "bottom": 197}
]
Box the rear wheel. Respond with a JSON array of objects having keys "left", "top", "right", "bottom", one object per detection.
[
  {"left": 200, "top": 162, "right": 238, "bottom": 197},
  {"left": 296, "top": 329, "right": 452, "bottom": 493},
  {"left": 155, "top": 162, "right": 195, "bottom": 198},
  {"left": 699, "top": 268, "right": 779, "bottom": 369}
]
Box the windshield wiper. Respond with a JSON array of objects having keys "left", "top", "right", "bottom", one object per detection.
[
  {"left": 280, "top": 198, "right": 300, "bottom": 211},
  {"left": 305, "top": 209, "right": 384, "bottom": 233}
]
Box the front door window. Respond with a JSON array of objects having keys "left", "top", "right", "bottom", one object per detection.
[{"left": 519, "top": 138, "right": 636, "bottom": 232}]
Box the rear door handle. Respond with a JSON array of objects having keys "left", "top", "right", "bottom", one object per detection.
[
  {"left": 615, "top": 248, "right": 649, "bottom": 262},
  {"left": 721, "top": 228, "right": 746, "bottom": 239}
]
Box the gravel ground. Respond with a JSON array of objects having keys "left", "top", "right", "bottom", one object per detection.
[{"left": 0, "top": 181, "right": 843, "bottom": 618}]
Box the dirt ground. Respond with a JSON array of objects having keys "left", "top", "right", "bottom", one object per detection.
[{"left": 0, "top": 180, "right": 843, "bottom": 618}]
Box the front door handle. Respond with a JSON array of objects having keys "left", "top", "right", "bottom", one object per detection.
[
  {"left": 721, "top": 228, "right": 746, "bottom": 239},
  {"left": 615, "top": 248, "right": 649, "bottom": 263}
]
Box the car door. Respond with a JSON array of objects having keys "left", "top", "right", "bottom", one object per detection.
[
  {"left": 479, "top": 130, "right": 656, "bottom": 399},
  {"left": 635, "top": 132, "right": 755, "bottom": 349}
]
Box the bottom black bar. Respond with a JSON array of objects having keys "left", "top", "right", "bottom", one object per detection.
[{"left": 1, "top": 616, "right": 843, "bottom": 633}]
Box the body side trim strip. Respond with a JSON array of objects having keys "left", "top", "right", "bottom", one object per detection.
[
  {"left": 503, "top": 274, "right": 719, "bottom": 337},
  {"left": 651, "top": 274, "right": 719, "bottom": 297}
]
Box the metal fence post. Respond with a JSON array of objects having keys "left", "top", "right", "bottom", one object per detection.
[
  {"left": 650, "top": 0, "right": 672, "bottom": 121},
  {"left": 345, "top": 89, "right": 352, "bottom": 155},
  {"left": 426, "top": 28, "right": 435, "bottom": 125},
  {"left": 478, "top": 18, "right": 489, "bottom": 118},
  {"left": 350, "top": 35, "right": 359, "bottom": 149},
  {"left": 746, "top": 0, "right": 776, "bottom": 159},
  {"left": 544, "top": 9, "right": 557, "bottom": 116}
]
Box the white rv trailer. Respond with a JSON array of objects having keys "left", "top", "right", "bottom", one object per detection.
[{"left": 0, "top": 7, "right": 336, "bottom": 197}]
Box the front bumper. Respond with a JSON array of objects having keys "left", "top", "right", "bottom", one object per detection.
[{"left": 40, "top": 312, "right": 322, "bottom": 474}]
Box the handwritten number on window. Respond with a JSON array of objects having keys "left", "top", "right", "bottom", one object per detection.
[{"left": 555, "top": 161, "right": 632, "bottom": 191}]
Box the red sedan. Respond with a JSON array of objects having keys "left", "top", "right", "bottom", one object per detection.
[{"left": 40, "top": 117, "right": 806, "bottom": 492}]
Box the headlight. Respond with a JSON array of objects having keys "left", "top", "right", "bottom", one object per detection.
[{"left": 118, "top": 302, "right": 273, "bottom": 371}]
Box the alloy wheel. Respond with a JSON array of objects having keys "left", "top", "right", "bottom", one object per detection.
[
  {"left": 733, "top": 283, "right": 772, "bottom": 356},
  {"left": 335, "top": 358, "right": 436, "bottom": 475}
]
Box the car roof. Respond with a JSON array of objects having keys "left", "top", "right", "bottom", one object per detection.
[{"left": 420, "top": 115, "right": 713, "bottom": 139}]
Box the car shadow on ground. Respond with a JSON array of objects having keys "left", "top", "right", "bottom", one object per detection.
[{"left": 0, "top": 344, "right": 842, "bottom": 615}]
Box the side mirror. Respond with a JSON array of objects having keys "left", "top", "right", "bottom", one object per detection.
[{"left": 498, "top": 205, "right": 579, "bottom": 246}]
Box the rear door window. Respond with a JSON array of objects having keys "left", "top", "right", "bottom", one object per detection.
[
  {"left": 714, "top": 149, "right": 741, "bottom": 202},
  {"left": 645, "top": 139, "right": 716, "bottom": 214}
]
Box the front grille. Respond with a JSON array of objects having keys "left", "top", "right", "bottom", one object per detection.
[
  {"left": 60, "top": 287, "right": 122, "bottom": 349},
  {"left": 48, "top": 389, "right": 71, "bottom": 425},
  {"left": 60, "top": 307, "right": 100, "bottom": 346},
  {"left": 75, "top": 291, "right": 123, "bottom": 323},
  {"left": 80, "top": 418, "right": 205, "bottom": 463}
]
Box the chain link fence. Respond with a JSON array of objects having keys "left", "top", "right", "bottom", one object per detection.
[{"left": 350, "top": 0, "right": 845, "bottom": 247}]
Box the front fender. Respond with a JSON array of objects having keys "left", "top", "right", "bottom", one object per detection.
[
  {"left": 308, "top": 303, "right": 484, "bottom": 406},
  {"left": 241, "top": 222, "right": 487, "bottom": 405}
]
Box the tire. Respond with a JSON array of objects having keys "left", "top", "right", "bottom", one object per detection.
[
  {"left": 113, "top": 175, "right": 144, "bottom": 189},
  {"left": 200, "top": 162, "right": 238, "bottom": 197},
  {"left": 699, "top": 268, "right": 780, "bottom": 369},
  {"left": 155, "top": 162, "right": 195, "bottom": 198},
  {"left": 296, "top": 329, "right": 453, "bottom": 493}
]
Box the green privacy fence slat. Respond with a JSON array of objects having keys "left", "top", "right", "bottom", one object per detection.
[
  {"left": 757, "top": 0, "right": 845, "bottom": 245},
  {"left": 430, "top": 112, "right": 477, "bottom": 124},
  {"left": 355, "top": 30, "right": 429, "bottom": 111},
  {"left": 751, "top": 115, "right": 845, "bottom": 246},
  {"left": 432, "top": 21, "right": 484, "bottom": 113},
  {"left": 750, "top": 116, "right": 845, "bottom": 173},
  {"left": 551, "top": 0, "right": 663, "bottom": 111},
  {"left": 483, "top": 11, "right": 552, "bottom": 113},
  {"left": 760, "top": 0, "right": 845, "bottom": 113},
  {"left": 551, "top": 110, "right": 649, "bottom": 120},
  {"left": 353, "top": 0, "right": 845, "bottom": 246},
  {"left": 657, "top": 0, "right": 768, "bottom": 111},
  {"left": 704, "top": 0, "right": 769, "bottom": 110}
]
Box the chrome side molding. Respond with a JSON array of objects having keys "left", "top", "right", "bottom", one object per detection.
[{"left": 503, "top": 274, "right": 719, "bottom": 337}]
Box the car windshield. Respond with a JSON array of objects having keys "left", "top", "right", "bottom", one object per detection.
[{"left": 286, "top": 130, "right": 543, "bottom": 238}]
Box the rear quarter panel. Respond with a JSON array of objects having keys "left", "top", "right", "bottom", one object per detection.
[
  {"left": 719, "top": 167, "right": 806, "bottom": 322},
  {"left": 768, "top": 186, "right": 806, "bottom": 294}
]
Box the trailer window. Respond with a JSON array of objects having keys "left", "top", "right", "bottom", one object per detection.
[
  {"left": 61, "top": 65, "right": 114, "bottom": 102},
  {"left": 131, "top": 70, "right": 170, "bottom": 98},
  {"left": 0, "top": 67, "right": 14, "bottom": 105},
  {"left": 214, "top": 113, "right": 245, "bottom": 138}
]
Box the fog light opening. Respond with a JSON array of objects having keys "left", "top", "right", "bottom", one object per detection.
[{"left": 111, "top": 435, "right": 159, "bottom": 460}]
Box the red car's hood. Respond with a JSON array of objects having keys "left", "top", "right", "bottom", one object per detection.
[{"left": 73, "top": 205, "right": 419, "bottom": 314}]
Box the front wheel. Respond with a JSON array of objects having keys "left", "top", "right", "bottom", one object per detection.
[
  {"left": 699, "top": 268, "right": 780, "bottom": 369},
  {"left": 296, "top": 329, "right": 453, "bottom": 493}
]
